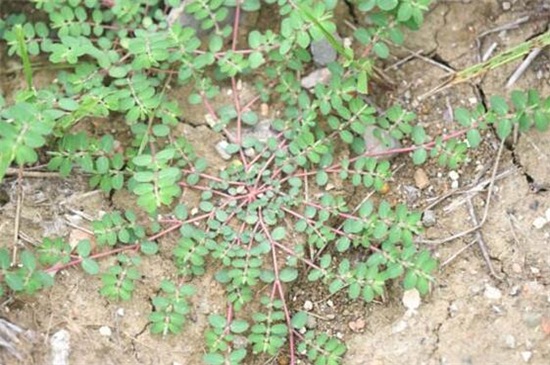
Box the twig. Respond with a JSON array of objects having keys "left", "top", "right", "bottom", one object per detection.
[
  {"left": 5, "top": 168, "right": 60, "bottom": 178},
  {"left": 506, "top": 47, "right": 542, "bottom": 88},
  {"left": 418, "top": 139, "right": 505, "bottom": 245},
  {"left": 442, "top": 167, "right": 515, "bottom": 213},
  {"left": 12, "top": 168, "right": 23, "bottom": 265},
  {"left": 422, "top": 166, "right": 515, "bottom": 212},
  {"left": 466, "top": 198, "right": 503, "bottom": 279},
  {"left": 63, "top": 220, "right": 94, "bottom": 236},
  {"left": 384, "top": 49, "right": 424, "bottom": 71},
  {"left": 440, "top": 238, "right": 476, "bottom": 268}
]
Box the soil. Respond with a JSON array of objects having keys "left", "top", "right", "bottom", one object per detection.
[{"left": 1, "top": 1, "right": 550, "bottom": 364}]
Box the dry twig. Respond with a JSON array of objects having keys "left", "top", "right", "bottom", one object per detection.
[{"left": 418, "top": 139, "right": 505, "bottom": 246}]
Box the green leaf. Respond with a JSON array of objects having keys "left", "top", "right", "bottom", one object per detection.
[
  {"left": 397, "top": 2, "right": 413, "bottom": 21},
  {"left": 77, "top": 239, "right": 92, "bottom": 257},
  {"left": 466, "top": 129, "right": 481, "bottom": 148},
  {"left": 357, "top": 71, "right": 368, "bottom": 94},
  {"left": 373, "top": 42, "right": 389, "bottom": 59},
  {"left": 279, "top": 267, "right": 298, "bottom": 282},
  {"left": 208, "top": 314, "right": 227, "bottom": 329},
  {"left": 291, "top": 311, "right": 308, "bottom": 329},
  {"left": 140, "top": 241, "right": 158, "bottom": 255},
  {"left": 82, "top": 258, "right": 100, "bottom": 275},
  {"left": 316, "top": 170, "right": 329, "bottom": 186},
  {"left": 209, "top": 35, "right": 223, "bottom": 53},
  {"left": 377, "top": 0, "right": 398, "bottom": 11},
  {"left": 496, "top": 119, "right": 512, "bottom": 139},
  {"left": 412, "top": 148, "right": 427, "bottom": 165},
  {"left": 230, "top": 319, "right": 249, "bottom": 333},
  {"left": 271, "top": 227, "right": 286, "bottom": 241},
  {"left": 203, "top": 353, "right": 224, "bottom": 365}
]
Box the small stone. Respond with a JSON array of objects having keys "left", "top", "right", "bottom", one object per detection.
[
  {"left": 484, "top": 285, "right": 502, "bottom": 300},
  {"left": 509, "top": 285, "right": 521, "bottom": 296},
  {"left": 414, "top": 168, "right": 430, "bottom": 189},
  {"left": 448, "top": 301, "right": 458, "bottom": 317},
  {"left": 116, "top": 308, "right": 125, "bottom": 317},
  {"left": 504, "top": 334, "right": 516, "bottom": 349},
  {"left": 502, "top": 2, "right": 511, "bottom": 11},
  {"left": 50, "top": 329, "right": 70, "bottom": 365},
  {"left": 449, "top": 171, "right": 459, "bottom": 181},
  {"left": 215, "top": 140, "right": 232, "bottom": 160},
  {"left": 311, "top": 35, "right": 340, "bottom": 65},
  {"left": 391, "top": 319, "right": 408, "bottom": 334},
  {"left": 403, "top": 185, "right": 420, "bottom": 204},
  {"left": 260, "top": 103, "right": 269, "bottom": 117},
  {"left": 306, "top": 315, "right": 317, "bottom": 329},
  {"left": 99, "top": 326, "right": 112, "bottom": 337},
  {"left": 422, "top": 210, "right": 437, "bottom": 227},
  {"left": 540, "top": 316, "right": 550, "bottom": 335},
  {"left": 523, "top": 312, "right": 542, "bottom": 328},
  {"left": 521, "top": 351, "right": 532, "bottom": 362},
  {"left": 364, "top": 125, "right": 401, "bottom": 160},
  {"left": 402, "top": 289, "right": 421, "bottom": 310},
  {"left": 348, "top": 317, "right": 366, "bottom": 332},
  {"left": 204, "top": 114, "right": 216, "bottom": 128},
  {"left": 301, "top": 68, "right": 331, "bottom": 89},
  {"left": 451, "top": 180, "right": 459, "bottom": 189},
  {"left": 511, "top": 263, "right": 522, "bottom": 273},
  {"left": 533, "top": 216, "right": 547, "bottom": 229},
  {"left": 303, "top": 300, "right": 314, "bottom": 311},
  {"left": 326, "top": 299, "right": 334, "bottom": 307}
]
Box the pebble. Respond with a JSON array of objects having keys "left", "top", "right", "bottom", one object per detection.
[
  {"left": 50, "top": 329, "right": 70, "bottom": 365},
  {"left": 311, "top": 35, "right": 340, "bottom": 65},
  {"left": 306, "top": 315, "right": 317, "bottom": 329},
  {"left": 522, "top": 312, "right": 542, "bottom": 328},
  {"left": 448, "top": 301, "right": 458, "bottom": 317},
  {"left": 301, "top": 68, "right": 331, "bottom": 89},
  {"left": 260, "top": 103, "right": 269, "bottom": 117},
  {"left": 532, "top": 216, "right": 547, "bottom": 229},
  {"left": 402, "top": 289, "right": 421, "bottom": 310},
  {"left": 348, "top": 317, "right": 366, "bottom": 332},
  {"left": 99, "top": 326, "right": 112, "bottom": 337},
  {"left": 402, "top": 185, "right": 420, "bottom": 204},
  {"left": 448, "top": 170, "right": 459, "bottom": 181},
  {"left": 484, "top": 284, "right": 502, "bottom": 300},
  {"left": 232, "top": 335, "right": 248, "bottom": 349},
  {"left": 364, "top": 125, "right": 401, "bottom": 160},
  {"left": 391, "top": 319, "right": 408, "bottom": 334},
  {"left": 215, "top": 140, "right": 232, "bottom": 160},
  {"left": 422, "top": 210, "right": 437, "bottom": 227},
  {"left": 116, "top": 308, "right": 125, "bottom": 317},
  {"left": 511, "top": 263, "right": 522, "bottom": 273},
  {"left": 504, "top": 334, "right": 516, "bottom": 349},
  {"left": 414, "top": 168, "right": 430, "bottom": 189},
  {"left": 521, "top": 351, "right": 532, "bottom": 363},
  {"left": 502, "top": 2, "right": 511, "bottom": 10},
  {"left": 303, "top": 300, "right": 313, "bottom": 311}
]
